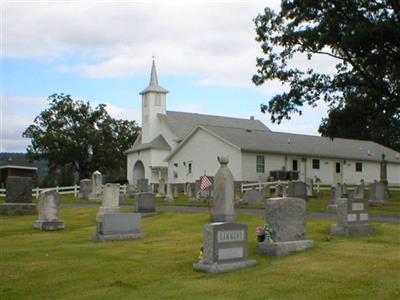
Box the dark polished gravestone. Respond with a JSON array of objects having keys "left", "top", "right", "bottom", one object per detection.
[
  {"left": 288, "top": 181, "right": 307, "bottom": 200},
  {"left": 330, "top": 197, "right": 374, "bottom": 237},
  {"left": 136, "top": 192, "right": 156, "bottom": 213},
  {"left": 257, "top": 197, "right": 314, "bottom": 256},
  {"left": 0, "top": 176, "right": 36, "bottom": 215},
  {"left": 193, "top": 223, "right": 256, "bottom": 274}
]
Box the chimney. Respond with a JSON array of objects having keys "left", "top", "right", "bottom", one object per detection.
[{"left": 250, "top": 116, "right": 254, "bottom": 120}]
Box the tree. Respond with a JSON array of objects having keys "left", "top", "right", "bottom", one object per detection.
[
  {"left": 253, "top": 0, "right": 400, "bottom": 151},
  {"left": 23, "top": 93, "right": 140, "bottom": 182}
]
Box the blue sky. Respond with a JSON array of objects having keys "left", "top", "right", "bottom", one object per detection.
[{"left": 1, "top": 0, "right": 335, "bottom": 152}]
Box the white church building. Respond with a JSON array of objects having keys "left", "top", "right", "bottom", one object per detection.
[{"left": 126, "top": 61, "right": 400, "bottom": 188}]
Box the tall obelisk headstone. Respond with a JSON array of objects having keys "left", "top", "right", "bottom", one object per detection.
[
  {"left": 193, "top": 156, "right": 256, "bottom": 274},
  {"left": 211, "top": 156, "right": 235, "bottom": 222}
]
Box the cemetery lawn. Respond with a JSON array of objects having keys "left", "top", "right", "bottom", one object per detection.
[{"left": 1, "top": 209, "right": 400, "bottom": 300}]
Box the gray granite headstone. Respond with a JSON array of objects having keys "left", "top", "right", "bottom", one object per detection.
[
  {"left": 136, "top": 192, "right": 156, "bottom": 213},
  {"left": 257, "top": 197, "right": 314, "bottom": 256},
  {"left": 0, "top": 176, "right": 36, "bottom": 215},
  {"left": 79, "top": 179, "right": 92, "bottom": 199},
  {"left": 164, "top": 184, "right": 174, "bottom": 202},
  {"left": 158, "top": 178, "right": 166, "bottom": 196},
  {"left": 137, "top": 179, "right": 149, "bottom": 193},
  {"left": 93, "top": 213, "right": 143, "bottom": 241},
  {"left": 328, "top": 183, "right": 343, "bottom": 212},
  {"left": 288, "top": 181, "right": 307, "bottom": 200},
  {"left": 306, "top": 178, "right": 313, "bottom": 197},
  {"left": 193, "top": 222, "right": 256, "bottom": 274},
  {"left": 173, "top": 186, "right": 179, "bottom": 198},
  {"left": 211, "top": 156, "right": 235, "bottom": 222},
  {"left": 33, "top": 189, "right": 64, "bottom": 231},
  {"left": 368, "top": 181, "right": 388, "bottom": 206},
  {"left": 127, "top": 184, "right": 136, "bottom": 197},
  {"left": 5, "top": 176, "right": 32, "bottom": 203},
  {"left": 352, "top": 180, "right": 365, "bottom": 199},
  {"left": 89, "top": 170, "right": 102, "bottom": 200},
  {"left": 97, "top": 183, "right": 120, "bottom": 217},
  {"left": 331, "top": 197, "right": 374, "bottom": 237},
  {"left": 244, "top": 190, "right": 263, "bottom": 205}
]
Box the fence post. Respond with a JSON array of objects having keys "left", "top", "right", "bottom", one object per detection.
[
  {"left": 74, "top": 184, "right": 78, "bottom": 197},
  {"left": 258, "top": 181, "right": 261, "bottom": 191},
  {"left": 35, "top": 187, "right": 39, "bottom": 199},
  {"left": 56, "top": 186, "right": 59, "bottom": 193}
]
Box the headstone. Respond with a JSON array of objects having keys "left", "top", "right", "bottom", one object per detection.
[
  {"left": 262, "top": 185, "right": 271, "bottom": 198},
  {"left": 173, "top": 186, "right": 179, "bottom": 198},
  {"left": 331, "top": 197, "right": 374, "bottom": 237},
  {"left": 342, "top": 183, "right": 348, "bottom": 196},
  {"left": 193, "top": 223, "right": 256, "bottom": 274},
  {"left": 380, "top": 153, "right": 387, "bottom": 181},
  {"left": 352, "top": 180, "right": 365, "bottom": 199},
  {"left": 244, "top": 190, "right": 263, "bottom": 205},
  {"left": 211, "top": 156, "right": 235, "bottom": 222},
  {"left": 187, "top": 183, "right": 192, "bottom": 198},
  {"left": 89, "top": 170, "right": 102, "bottom": 200},
  {"left": 136, "top": 192, "right": 156, "bottom": 213},
  {"left": 288, "top": 181, "right": 307, "bottom": 200},
  {"left": 137, "top": 178, "right": 149, "bottom": 192},
  {"left": 98, "top": 183, "right": 120, "bottom": 216},
  {"left": 93, "top": 183, "right": 142, "bottom": 241},
  {"left": 257, "top": 197, "right": 314, "bottom": 256},
  {"left": 164, "top": 184, "right": 174, "bottom": 202},
  {"left": 79, "top": 179, "right": 92, "bottom": 199},
  {"left": 93, "top": 213, "right": 143, "bottom": 241},
  {"left": 368, "top": 181, "right": 388, "bottom": 206},
  {"left": 0, "top": 176, "right": 36, "bottom": 215},
  {"left": 328, "top": 183, "right": 342, "bottom": 212},
  {"left": 33, "top": 189, "right": 64, "bottom": 231},
  {"left": 119, "top": 193, "right": 128, "bottom": 204},
  {"left": 306, "top": 178, "right": 313, "bottom": 197},
  {"left": 127, "top": 184, "right": 136, "bottom": 197},
  {"left": 158, "top": 178, "right": 166, "bottom": 196},
  {"left": 275, "top": 184, "right": 284, "bottom": 197}
]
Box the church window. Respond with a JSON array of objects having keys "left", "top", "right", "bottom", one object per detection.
[
  {"left": 188, "top": 162, "right": 192, "bottom": 174},
  {"left": 256, "top": 155, "right": 265, "bottom": 173},
  {"left": 173, "top": 163, "right": 178, "bottom": 179},
  {"left": 143, "top": 95, "right": 148, "bottom": 108},
  {"left": 312, "top": 159, "right": 320, "bottom": 169},
  {"left": 355, "top": 162, "right": 363, "bottom": 172},
  {"left": 155, "top": 94, "right": 161, "bottom": 106}
]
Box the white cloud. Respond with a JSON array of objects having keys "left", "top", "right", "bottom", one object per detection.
[{"left": 3, "top": 1, "right": 288, "bottom": 87}]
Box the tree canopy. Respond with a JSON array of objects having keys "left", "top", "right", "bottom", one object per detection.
[
  {"left": 253, "top": 0, "right": 400, "bottom": 152},
  {"left": 23, "top": 94, "right": 140, "bottom": 183}
]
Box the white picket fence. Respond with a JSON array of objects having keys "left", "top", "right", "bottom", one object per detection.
[
  {"left": 0, "top": 184, "right": 128, "bottom": 199},
  {"left": 241, "top": 180, "right": 289, "bottom": 193}
]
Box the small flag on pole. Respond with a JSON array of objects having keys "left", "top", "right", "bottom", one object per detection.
[{"left": 200, "top": 175, "right": 212, "bottom": 190}]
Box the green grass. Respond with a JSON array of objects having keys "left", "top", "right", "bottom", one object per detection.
[
  {"left": 1, "top": 208, "right": 399, "bottom": 300},
  {"left": 1, "top": 189, "right": 399, "bottom": 216}
]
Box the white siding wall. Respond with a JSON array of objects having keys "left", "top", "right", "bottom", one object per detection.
[
  {"left": 141, "top": 93, "right": 167, "bottom": 143},
  {"left": 240, "top": 152, "right": 400, "bottom": 185},
  {"left": 241, "top": 152, "right": 285, "bottom": 182},
  {"left": 387, "top": 164, "right": 400, "bottom": 186},
  {"left": 168, "top": 129, "right": 242, "bottom": 184}
]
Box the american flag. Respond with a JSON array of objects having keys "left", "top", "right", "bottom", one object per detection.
[{"left": 200, "top": 175, "right": 212, "bottom": 190}]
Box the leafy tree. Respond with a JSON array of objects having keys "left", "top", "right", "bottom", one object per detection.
[
  {"left": 23, "top": 93, "right": 140, "bottom": 181},
  {"left": 253, "top": 0, "right": 400, "bottom": 151}
]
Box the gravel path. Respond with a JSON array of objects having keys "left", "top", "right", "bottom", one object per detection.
[{"left": 61, "top": 203, "right": 400, "bottom": 224}]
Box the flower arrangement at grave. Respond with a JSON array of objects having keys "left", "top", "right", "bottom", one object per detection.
[{"left": 256, "top": 224, "right": 273, "bottom": 243}]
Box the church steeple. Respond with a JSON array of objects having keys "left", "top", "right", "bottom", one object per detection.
[
  {"left": 140, "top": 59, "right": 168, "bottom": 144},
  {"left": 140, "top": 59, "right": 169, "bottom": 95}
]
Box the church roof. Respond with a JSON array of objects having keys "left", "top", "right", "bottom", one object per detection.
[
  {"left": 159, "top": 110, "right": 270, "bottom": 140},
  {"left": 166, "top": 125, "right": 400, "bottom": 163},
  {"left": 140, "top": 60, "right": 169, "bottom": 95},
  {"left": 126, "top": 134, "right": 171, "bottom": 153}
]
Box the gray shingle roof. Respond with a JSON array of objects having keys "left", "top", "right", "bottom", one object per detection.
[
  {"left": 200, "top": 125, "right": 400, "bottom": 163},
  {"left": 126, "top": 135, "right": 171, "bottom": 153},
  {"left": 159, "top": 111, "right": 270, "bottom": 140}
]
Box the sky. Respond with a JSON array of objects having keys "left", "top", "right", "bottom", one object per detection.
[{"left": 1, "top": 0, "right": 338, "bottom": 152}]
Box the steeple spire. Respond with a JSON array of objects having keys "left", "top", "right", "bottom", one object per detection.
[{"left": 140, "top": 58, "right": 169, "bottom": 95}]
